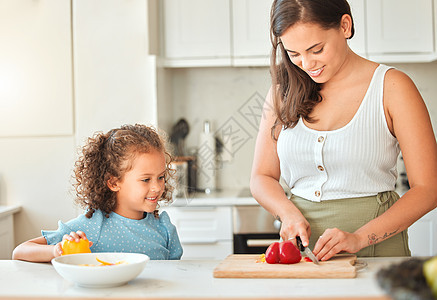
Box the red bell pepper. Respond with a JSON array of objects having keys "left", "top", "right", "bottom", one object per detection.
[
  {"left": 265, "top": 242, "right": 280, "bottom": 264},
  {"left": 265, "top": 240, "right": 301, "bottom": 264}
]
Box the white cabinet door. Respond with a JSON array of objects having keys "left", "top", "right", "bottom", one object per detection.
[
  {"left": 232, "top": 0, "right": 271, "bottom": 66},
  {"left": 0, "top": 0, "right": 73, "bottom": 136},
  {"left": 180, "top": 241, "right": 233, "bottom": 260},
  {"left": 347, "top": 0, "right": 366, "bottom": 57},
  {"left": 162, "top": 0, "right": 231, "bottom": 66},
  {"left": 0, "top": 216, "right": 14, "bottom": 259},
  {"left": 366, "top": 0, "right": 434, "bottom": 55},
  {"left": 408, "top": 208, "right": 437, "bottom": 256},
  {"left": 164, "top": 206, "right": 233, "bottom": 259},
  {"left": 73, "top": 0, "right": 157, "bottom": 143}
]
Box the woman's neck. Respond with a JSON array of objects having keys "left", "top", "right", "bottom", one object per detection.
[{"left": 321, "top": 49, "right": 367, "bottom": 91}]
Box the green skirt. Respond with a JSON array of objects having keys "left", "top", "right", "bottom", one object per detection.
[{"left": 290, "top": 191, "right": 411, "bottom": 257}]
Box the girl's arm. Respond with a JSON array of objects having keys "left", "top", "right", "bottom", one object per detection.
[
  {"left": 12, "top": 236, "right": 62, "bottom": 262},
  {"left": 314, "top": 69, "right": 437, "bottom": 260},
  {"left": 12, "top": 231, "right": 90, "bottom": 262},
  {"left": 250, "top": 87, "right": 311, "bottom": 246}
]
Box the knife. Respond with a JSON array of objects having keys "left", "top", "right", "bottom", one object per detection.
[{"left": 296, "top": 236, "right": 319, "bottom": 265}]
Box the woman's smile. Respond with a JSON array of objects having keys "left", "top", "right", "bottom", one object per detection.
[{"left": 307, "top": 66, "right": 325, "bottom": 78}]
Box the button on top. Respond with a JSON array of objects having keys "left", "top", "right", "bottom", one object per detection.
[
  {"left": 317, "top": 165, "right": 325, "bottom": 171},
  {"left": 317, "top": 136, "right": 324, "bottom": 143},
  {"left": 315, "top": 190, "right": 321, "bottom": 197}
]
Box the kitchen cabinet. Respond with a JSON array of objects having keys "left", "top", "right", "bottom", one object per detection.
[
  {"left": 0, "top": 205, "right": 21, "bottom": 259},
  {"left": 0, "top": 0, "right": 73, "bottom": 136},
  {"left": 163, "top": 206, "right": 233, "bottom": 259},
  {"left": 408, "top": 208, "right": 437, "bottom": 256},
  {"left": 161, "top": 0, "right": 437, "bottom": 67},
  {"left": 161, "top": 0, "right": 232, "bottom": 67},
  {"left": 73, "top": 0, "right": 157, "bottom": 143},
  {"left": 0, "top": 216, "right": 13, "bottom": 259},
  {"left": 347, "top": 0, "right": 366, "bottom": 57},
  {"left": 161, "top": 0, "right": 271, "bottom": 67},
  {"left": 365, "top": 0, "right": 436, "bottom": 62},
  {"left": 231, "top": 0, "right": 271, "bottom": 66}
]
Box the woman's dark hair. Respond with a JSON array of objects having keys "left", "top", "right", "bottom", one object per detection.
[
  {"left": 270, "top": 0, "right": 355, "bottom": 138},
  {"left": 73, "top": 124, "right": 175, "bottom": 219}
]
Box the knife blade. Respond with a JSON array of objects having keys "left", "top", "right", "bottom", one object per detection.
[{"left": 296, "top": 236, "right": 319, "bottom": 265}]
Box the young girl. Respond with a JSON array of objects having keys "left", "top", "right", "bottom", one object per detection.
[
  {"left": 13, "top": 124, "right": 183, "bottom": 262},
  {"left": 251, "top": 0, "right": 437, "bottom": 261}
]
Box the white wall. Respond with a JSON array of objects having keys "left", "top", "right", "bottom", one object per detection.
[{"left": 166, "top": 67, "right": 270, "bottom": 189}]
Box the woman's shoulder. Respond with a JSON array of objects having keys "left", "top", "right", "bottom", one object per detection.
[
  {"left": 384, "top": 67, "right": 413, "bottom": 85},
  {"left": 383, "top": 67, "right": 420, "bottom": 102},
  {"left": 382, "top": 65, "right": 425, "bottom": 131}
]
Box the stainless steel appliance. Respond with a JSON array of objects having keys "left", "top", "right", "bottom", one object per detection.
[{"left": 232, "top": 205, "right": 280, "bottom": 254}]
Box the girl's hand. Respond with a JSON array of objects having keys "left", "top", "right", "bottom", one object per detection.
[
  {"left": 53, "top": 242, "right": 63, "bottom": 257},
  {"left": 63, "top": 230, "right": 89, "bottom": 243},
  {"left": 312, "top": 228, "right": 362, "bottom": 261},
  {"left": 57, "top": 231, "right": 93, "bottom": 256},
  {"left": 279, "top": 215, "right": 311, "bottom": 248}
]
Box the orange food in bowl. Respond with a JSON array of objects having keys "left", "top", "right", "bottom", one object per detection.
[{"left": 61, "top": 239, "right": 91, "bottom": 255}]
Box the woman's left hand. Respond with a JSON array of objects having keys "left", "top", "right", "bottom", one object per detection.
[{"left": 312, "top": 228, "right": 363, "bottom": 261}]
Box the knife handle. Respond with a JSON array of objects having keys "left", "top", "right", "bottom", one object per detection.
[{"left": 296, "top": 236, "right": 305, "bottom": 252}]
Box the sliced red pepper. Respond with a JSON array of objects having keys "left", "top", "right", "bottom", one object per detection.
[
  {"left": 265, "top": 242, "right": 280, "bottom": 264},
  {"left": 265, "top": 240, "right": 301, "bottom": 264},
  {"left": 279, "top": 240, "right": 301, "bottom": 264}
]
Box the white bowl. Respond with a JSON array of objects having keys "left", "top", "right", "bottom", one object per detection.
[{"left": 51, "top": 252, "right": 149, "bottom": 288}]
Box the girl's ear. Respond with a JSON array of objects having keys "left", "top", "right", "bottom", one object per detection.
[
  {"left": 340, "top": 14, "right": 352, "bottom": 39},
  {"left": 106, "top": 176, "right": 120, "bottom": 192}
]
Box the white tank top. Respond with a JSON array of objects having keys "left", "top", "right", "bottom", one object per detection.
[{"left": 277, "top": 64, "right": 400, "bottom": 202}]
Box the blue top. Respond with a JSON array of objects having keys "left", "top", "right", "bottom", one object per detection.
[{"left": 42, "top": 210, "right": 183, "bottom": 260}]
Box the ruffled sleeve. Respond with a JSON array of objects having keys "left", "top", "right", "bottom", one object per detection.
[
  {"left": 41, "top": 210, "right": 104, "bottom": 250},
  {"left": 159, "top": 211, "right": 183, "bottom": 260}
]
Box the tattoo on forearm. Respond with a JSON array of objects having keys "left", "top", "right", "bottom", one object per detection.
[{"left": 368, "top": 229, "right": 399, "bottom": 245}]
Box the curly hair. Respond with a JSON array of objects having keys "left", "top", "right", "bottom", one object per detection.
[{"left": 73, "top": 124, "right": 175, "bottom": 219}]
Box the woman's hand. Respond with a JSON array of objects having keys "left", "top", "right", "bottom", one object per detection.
[
  {"left": 312, "top": 228, "right": 363, "bottom": 261},
  {"left": 279, "top": 215, "right": 311, "bottom": 248}
]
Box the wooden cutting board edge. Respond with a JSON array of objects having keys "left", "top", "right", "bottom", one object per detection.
[{"left": 213, "top": 254, "right": 358, "bottom": 279}]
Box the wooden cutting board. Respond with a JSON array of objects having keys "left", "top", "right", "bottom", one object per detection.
[{"left": 213, "top": 254, "right": 357, "bottom": 278}]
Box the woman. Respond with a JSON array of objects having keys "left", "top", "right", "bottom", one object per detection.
[{"left": 250, "top": 0, "right": 437, "bottom": 261}]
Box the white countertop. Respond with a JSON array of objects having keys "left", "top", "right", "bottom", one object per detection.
[
  {"left": 0, "top": 204, "right": 21, "bottom": 219},
  {"left": 170, "top": 188, "right": 259, "bottom": 207},
  {"left": 0, "top": 257, "right": 401, "bottom": 299}
]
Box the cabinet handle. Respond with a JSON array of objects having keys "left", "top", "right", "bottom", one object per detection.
[{"left": 246, "top": 239, "right": 278, "bottom": 247}]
